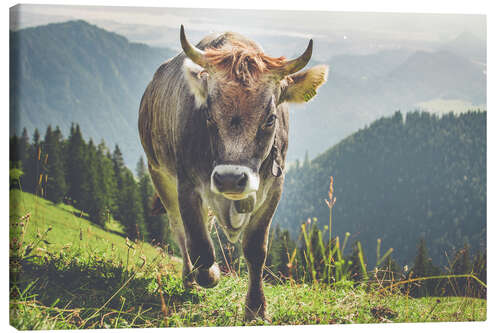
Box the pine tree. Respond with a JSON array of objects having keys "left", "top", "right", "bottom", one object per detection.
[
  {"left": 450, "top": 244, "right": 473, "bottom": 296},
  {"left": 10, "top": 133, "right": 25, "bottom": 189},
  {"left": 81, "top": 139, "right": 107, "bottom": 226},
  {"left": 119, "top": 169, "right": 147, "bottom": 241},
  {"left": 65, "top": 124, "right": 87, "bottom": 208},
  {"left": 136, "top": 157, "right": 172, "bottom": 246},
  {"left": 112, "top": 145, "right": 125, "bottom": 189},
  {"left": 303, "top": 150, "right": 310, "bottom": 169},
  {"left": 10, "top": 134, "right": 20, "bottom": 167},
  {"left": 111, "top": 145, "right": 126, "bottom": 221},
  {"left": 411, "top": 238, "right": 429, "bottom": 279},
  {"left": 23, "top": 128, "right": 42, "bottom": 195},
  {"left": 97, "top": 140, "right": 118, "bottom": 219},
  {"left": 136, "top": 156, "right": 147, "bottom": 180},
  {"left": 410, "top": 238, "right": 441, "bottom": 297},
  {"left": 43, "top": 126, "right": 68, "bottom": 203},
  {"left": 452, "top": 244, "right": 473, "bottom": 275},
  {"left": 18, "top": 127, "right": 30, "bottom": 165},
  {"left": 16, "top": 128, "right": 31, "bottom": 190}
]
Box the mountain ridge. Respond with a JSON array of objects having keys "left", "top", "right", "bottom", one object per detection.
[
  {"left": 10, "top": 20, "right": 175, "bottom": 168},
  {"left": 10, "top": 19, "right": 486, "bottom": 168}
]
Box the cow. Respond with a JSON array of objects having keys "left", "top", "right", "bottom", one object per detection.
[{"left": 138, "top": 25, "right": 328, "bottom": 321}]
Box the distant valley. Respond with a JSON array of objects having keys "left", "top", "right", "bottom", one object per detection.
[{"left": 10, "top": 20, "right": 486, "bottom": 168}]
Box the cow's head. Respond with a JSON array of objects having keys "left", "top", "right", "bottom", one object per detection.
[{"left": 181, "top": 25, "right": 328, "bottom": 205}]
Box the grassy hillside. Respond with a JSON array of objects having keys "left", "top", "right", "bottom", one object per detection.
[
  {"left": 9, "top": 189, "right": 168, "bottom": 263},
  {"left": 10, "top": 190, "right": 486, "bottom": 329}
]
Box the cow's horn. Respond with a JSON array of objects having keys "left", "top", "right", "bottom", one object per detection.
[
  {"left": 280, "top": 39, "right": 313, "bottom": 76},
  {"left": 180, "top": 25, "right": 208, "bottom": 68}
]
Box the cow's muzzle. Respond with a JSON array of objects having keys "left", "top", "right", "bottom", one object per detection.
[{"left": 210, "top": 165, "right": 259, "bottom": 200}]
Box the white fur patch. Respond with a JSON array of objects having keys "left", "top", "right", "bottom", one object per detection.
[
  {"left": 210, "top": 164, "right": 260, "bottom": 198},
  {"left": 183, "top": 58, "right": 208, "bottom": 108}
]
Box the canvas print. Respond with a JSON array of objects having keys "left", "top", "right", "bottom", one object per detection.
[{"left": 9, "top": 4, "right": 486, "bottom": 329}]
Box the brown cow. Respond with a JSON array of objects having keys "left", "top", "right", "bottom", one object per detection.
[{"left": 138, "top": 25, "right": 328, "bottom": 321}]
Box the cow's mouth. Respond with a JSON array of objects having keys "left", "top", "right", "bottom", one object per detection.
[{"left": 222, "top": 192, "right": 249, "bottom": 201}]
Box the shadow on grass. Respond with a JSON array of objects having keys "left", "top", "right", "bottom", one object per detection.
[
  {"left": 54, "top": 203, "right": 127, "bottom": 238},
  {"left": 10, "top": 252, "right": 200, "bottom": 329}
]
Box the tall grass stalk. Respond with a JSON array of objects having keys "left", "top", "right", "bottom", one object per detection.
[
  {"left": 325, "top": 176, "right": 336, "bottom": 283},
  {"left": 300, "top": 223, "right": 316, "bottom": 282},
  {"left": 298, "top": 176, "right": 355, "bottom": 284},
  {"left": 357, "top": 241, "right": 368, "bottom": 281},
  {"left": 378, "top": 273, "right": 487, "bottom": 295}
]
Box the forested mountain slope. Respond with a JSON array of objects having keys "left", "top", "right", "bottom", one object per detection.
[
  {"left": 275, "top": 111, "right": 486, "bottom": 266},
  {"left": 10, "top": 20, "right": 175, "bottom": 167}
]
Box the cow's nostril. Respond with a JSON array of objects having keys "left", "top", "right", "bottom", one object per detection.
[
  {"left": 237, "top": 173, "right": 248, "bottom": 188},
  {"left": 212, "top": 167, "right": 254, "bottom": 195},
  {"left": 213, "top": 172, "right": 223, "bottom": 188}
]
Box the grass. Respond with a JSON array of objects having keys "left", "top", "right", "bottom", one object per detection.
[
  {"left": 9, "top": 189, "right": 168, "bottom": 264},
  {"left": 9, "top": 190, "right": 486, "bottom": 329}
]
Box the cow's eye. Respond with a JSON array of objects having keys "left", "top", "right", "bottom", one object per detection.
[{"left": 266, "top": 114, "right": 277, "bottom": 127}]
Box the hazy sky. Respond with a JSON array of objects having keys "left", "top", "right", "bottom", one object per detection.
[{"left": 11, "top": 4, "right": 486, "bottom": 48}]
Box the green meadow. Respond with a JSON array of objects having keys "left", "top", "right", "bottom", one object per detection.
[{"left": 9, "top": 190, "right": 486, "bottom": 329}]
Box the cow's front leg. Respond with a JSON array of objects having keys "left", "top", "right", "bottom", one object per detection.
[
  {"left": 242, "top": 192, "right": 280, "bottom": 321},
  {"left": 147, "top": 166, "right": 196, "bottom": 289},
  {"left": 177, "top": 185, "right": 220, "bottom": 288},
  {"left": 242, "top": 224, "right": 270, "bottom": 321},
  {"left": 169, "top": 215, "right": 196, "bottom": 289}
]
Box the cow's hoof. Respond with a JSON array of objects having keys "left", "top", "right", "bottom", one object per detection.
[
  {"left": 245, "top": 292, "right": 268, "bottom": 322},
  {"left": 244, "top": 307, "right": 269, "bottom": 323},
  {"left": 195, "top": 263, "right": 220, "bottom": 288},
  {"left": 183, "top": 276, "right": 197, "bottom": 290},
  {"left": 182, "top": 266, "right": 197, "bottom": 290}
]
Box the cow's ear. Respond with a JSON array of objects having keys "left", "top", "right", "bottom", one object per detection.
[
  {"left": 279, "top": 65, "right": 329, "bottom": 104},
  {"left": 183, "top": 58, "right": 209, "bottom": 108}
]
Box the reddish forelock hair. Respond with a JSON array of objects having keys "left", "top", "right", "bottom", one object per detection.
[{"left": 204, "top": 41, "right": 286, "bottom": 87}]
